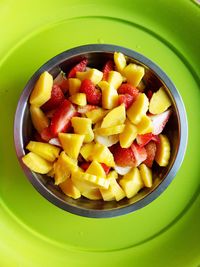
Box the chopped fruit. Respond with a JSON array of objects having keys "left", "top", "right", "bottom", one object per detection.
[
  {"left": 147, "top": 90, "right": 153, "bottom": 100},
  {"left": 149, "top": 87, "right": 172, "bottom": 114},
  {"left": 101, "top": 104, "right": 126, "bottom": 128},
  {"left": 30, "top": 71, "right": 53, "bottom": 107},
  {"left": 40, "top": 126, "right": 52, "bottom": 142},
  {"left": 114, "top": 52, "right": 127, "bottom": 72},
  {"left": 131, "top": 142, "right": 147, "bottom": 166},
  {"left": 136, "top": 115, "right": 153, "bottom": 134},
  {"left": 101, "top": 163, "right": 110, "bottom": 174},
  {"left": 26, "top": 141, "right": 60, "bottom": 162},
  {"left": 77, "top": 105, "right": 97, "bottom": 114},
  {"left": 119, "top": 120, "right": 137, "bottom": 148},
  {"left": 94, "top": 134, "right": 119, "bottom": 147},
  {"left": 45, "top": 108, "right": 56, "bottom": 119},
  {"left": 79, "top": 79, "right": 101, "bottom": 105},
  {"left": 41, "top": 85, "right": 65, "bottom": 111},
  {"left": 112, "top": 144, "right": 136, "bottom": 167},
  {"left": 136, "top": 133, "right": 154, "bottom": 147},
  {"left": 123, "top": 63, "right": 145, "bottom": 87},
  {"left": 120, "top": 167, "right": 144, "bottom": 198},
  {"left": 149, "top": 109, "right": 171, "bottom": 135},
  {"left": 98, "top": 81, "right": 118, "bottom": 109},
  {"left": 139, "top": 164, "right": 153, "bottom": 187},
  {"left": 118, "top": 83, "right": 139, "bottom": 98},
  {"left": 68, "top": 58, "right": 88, "bottom": 78},
  {"left": 102, "top": 60, "right": 114, "bottom": 80},
  {"left": 114, "top": 165, "right": 132, "bottom": 175},
  {"left": 47, "top": 167, "right": 55, "bottom": 178},
  {"left": 155, "top": 134, "right": 170, "bottom": 167},
  {"left": 143, "top": 141, "right": 157, "bottom": 168},
  {"left": 86, "top": 107, "right": 107, "bottom": 123},
  {"left": 91, "top": 143, "right": 115, "bottom": 167},
  {"left": 59, "top": 178, "right": 81, "bottom": 199},
  {"left": 22, "top": 152, "right": 53, "bottom": 174},
  {"left": 53, "top": 71, "right": 68, "bottom": 93},
  {"left": 50, "top": 99, "right": 76, "bottom": 137},
  {"left": 71, "top": 171, "right": 97, "bottom": 192},
  {"left": 76, "top": 68, "right": 103, "bottom": 85},
  {"left": 69, "top": 93, "right": 87, "bottom": 106},
  {"left": 118, "top": 94, "right": 135, "bottom": 109},
  {"left": 86, "top": 161, "right": 106, "bottom": 178},
  {"left": 80, "top": 142, "right": 95, "bottom": 161},
  {"left": 107, "top": 71, "right": 123, "bottom": 90},
  {"left": 49, "top": 138, "right": 61, "bottom": 147},
  {"left": 80, "top": 162, "right": 110, "bottom": 175},
  {"left": 58, "top": 133, "right": 84, "bottom": 159},
  {"left": 137, "top": 80, "right": 146, "bottom": 92},
  {"left": 82, "top": 188, "right": 102, "bottom": 200},
  {"left": 71, "top": 117, "right": 94, "bottom": 143},
  {"left": 127, "top": 93, "right": 149, "bottom": 124},
  {"left": 68, "top": 78, "right": 81, "bottom": 95},
  {"left": 30, "top": 105, "right": 49, "bottom": 133},
  {"left": 80, "top": 162, "right": 90, "bottom": 171},
  {"left": 95, "top": 124, "right": 125, "bottom": 136}
]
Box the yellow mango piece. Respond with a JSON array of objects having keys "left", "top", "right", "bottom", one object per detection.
[
  {"left": 47, "top": 166, "right": 55, "bottom": 178},
  {"left": 123, "top": 63, "right": 145, "bottom": 87},
  {"left": 69, "top": 93, "right": 86, "bottom": 106},
  {"left": 68, "top": 78, "right": 81, "bottom": 95},
  {"left": 136, "top": 115, "right": 153, "bottom": 134},
  {"left": 58, "top": 133, "right": 84, "bottom": 159},
  {"left": 71, "top": 170, "right": 97, "bottom": 192},
  {"left": 95, "top": 124, "right": 125, "bottom": 136},
  {"left": 101, "top": 104, "right": 126, "bottom": 128},
  {"left": 92, "top": 143, "right": 115, "bottom": 167},
  {"left": 80, "top": 142, "right": 95, "bottom": 161},
  {"left": 30, "top": 105, "right": 49, "bottom": 133},
  {"left": 149, "top": 87, "right": 172, "bottom": 114},
  {"left": 119, "top": 120, "right": 137, "bottom": 148},
  {"left": 120, "top": 167, "right": 144, "bottom": 198},
  {"left": 86, "top": 161, "right": 106, "bottom": 178},
  {"left": 82, "top": 188, "right": 102, "bottom": 200},
  {"left": 22, "top": 152, "right": 53, "bottom": 174},
  {"left": 155, "top": 134, "right": 171, "bottom": 166},
  {"left": 26, "top": 141, "right": 60, "bottom": 162},
  {"left": 76, "top": 68, "right": 103, "bottom": 84},
  {"left": 59, "top": 178, "right": 81, "bottom": 199},
  {"left": 107, "top": 71, "right": 123, "bottom": 90},
  {"left": 127, "top": 93, "right": 149, "bottom": 124},
  {"left": 139, "top": 164, "right": 153, "bottom": 188},
  {"left": 86, "top": 108, "right": 107, "bottom": 124},
  {"left": 71, "top": 117, "right": 94, "bottom": 143},
  {"left": 98, "top": 81, "right": 118, "bottom": 109},
  {"left": 30, "top": 71, "right": 53, "bottom": 107},
  {"left": 114, "top": 52, "right": 127, "bottom": 72}
]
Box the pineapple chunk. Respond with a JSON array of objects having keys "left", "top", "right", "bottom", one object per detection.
[
  {"left": 136, "top": 115, "right": 153, "bottom": 134},
  {"left": 95, "top": 124, "right": 125, "bottom": 136},
  {"left": 80, "top": 142, "right": 95, "bottom": 161},
  {"left": 86, "top": 107, "right": 107, "bottom": 124},
  {"left": 22, "top": 152, "right": 53, "bottom": 174},
  {"left": 114, "top": 52, "right": 127, "bottom": 72},
  {"left": 101, "top": 104, "right": 126, "bottom": 128},
  {"left": 149, "top": 87, "right": 172, "bottom": 114},
  {"left": 120, "top": 168, "right": 144, "bottom": 198},
  {"left": 86, "top": 161, "right": 106, "bottom": 178},
  {"left": 127, "top": 93, "right": 149, "bottom": 124},
  {"left": 30, "top": 71, "right": 53, "bottom": 107},
  {"left": 107, "top": 71, "right": 123, "bottom": 90},
  {"left": 30, "top": 105, "right": 49, "bottom": 133},
  {"left": 82, "top": 188, "right": 102, "bottom": 200},
  {"left": 59, "top": 178, "right": 81, "bottom": 199},
  {"left": 119, "top": 120, "right": 137, "bottom": 148},
  {"left": 71, "top": 117, "right": 94, "bottom": 143},
  {"left": 155, "top": 134, "right": 171, "bottom": 166},
  {"left": 58, "top": 133, "right": 84, "bottom": 159},
  {"left": 98, "top": 81, "right": 118, "bottom": 109},
  {"left": 123, "top": 63, "right": 145, "bottom": 87},
  {"left": 68, "top": 78, "right": 81, "bottom": 96},
  {"left": 26, "top": 141, "right": 60, "bottom": 162},
  {"left": 139, "top": 164, "right": 153, "bottom": 187},
  {"left": 76, "top": 68, "right": 103, "bottom": 85},
  {"left": 91, "top": 143, "right": 115, "bottom": 167},
  {"left": 69, "top": 93, "right": 86, "bottom": 106}
]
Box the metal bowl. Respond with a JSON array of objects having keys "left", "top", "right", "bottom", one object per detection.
[{"left": 14, "top": 44, "right": 188, "bottom": 218}]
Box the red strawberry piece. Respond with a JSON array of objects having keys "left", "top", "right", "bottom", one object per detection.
[
  {"left": 102, "top": 60, "right": 114, "bottom": 80},
  {"left": 40, "top": 126, "right": 52, "bottom": 142},
  {"left": 147, "top": 90, "right": 153, "bottom": 100},
  {"left": 79, "top": 79, "right": 101, "bottom": 105},
  {"left": 42, "top": 85, "right": 65, "bottom": 111},
  {"left": 45, "top": 108, "right": 56, "bottom": 119},
  {"left": 59, "top": 79, "right": 68, "bottom": 94},
  {"left": 80, "top": 162, "right": 90, "bottom": 171},
  {"left": 77, "top": 105, "right": 97, "bottom": 114},
  {"left": 34, "top": 131, "right": 45, "bottom": 142},
  {"left": 100, "top": 163, "right": 111, "bottom": 175},
  {"left": 152, "top": 135, "right": 160, "bottom": 143},
  {"left": 50, "top": 99, "right": 77, "bottom": 137},
  {"left": 68, "top": 58, "right": 88, "bottom": 78},
  {"left": 148, "top": 109, "right": 171, "bottom": 135},
  {"left": 53, "top": 72, "right": 68, "bottom": 93},
  {"left": 118, "top": 94, "right": 135, "bottom": 109},
  {"left": 143, "top": 141, "right": 157, "bottom": 168},
  {"left": 118, "top": 83, "right": 139, "bottom": 99},
  {"left": 112, "top": 144, "right": 136, "bottom": 167},
  {"left": 131, "top": 142, "right": 147, "bottom": 166}
]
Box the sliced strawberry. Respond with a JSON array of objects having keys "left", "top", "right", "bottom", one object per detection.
[
  {"left": 101, "top": 163, "right": 111, "bottom": 175},
  {"left": 143, "top": 141, "right": 157, "bottom": 168},
  {"left": 118, "top": 83, "right": 139, "bottom": 99},
  {"left": 41, "top": 85, "right": 65, "bottom": 111},
  {"left": 77, "top": 104, "right": 97, "bottom": 114},
  {"left": 45, "top": 108, "right": 56, "bottom": 119},
  {"left": 112, "top": 144, "right": 136, "bottom": 167},
  {"left": 147, "top": 90, "right": 153, "bottom": 100},
  {"left": 40, "top": 126, "right": 52, "bottom": 142},
  {"left": 68, "top": 58, "right": 88, "bottom": 78},
  {"left": 148, "top": 109, "right": 171, "bottom": 135},
  {"left": 131, "top": 142, "right": 147, "bottom": 166},
  {"left": 118, "top": 94, "right": 135, "bottom": 109},
  {"left": 50, "top": 99, "right": 76, "bottom": 137},
  {"left": 80, "top": 79, "right": 101, "bottom": 105},
  {"left": 53, "top": 71, "right": 68, "bottom": 93},
  {"left": 102, "top": 60, "right": 114, "bottom": 80},
  {"left": 80, "top": 162, "right": 110, "bottom": 174}
]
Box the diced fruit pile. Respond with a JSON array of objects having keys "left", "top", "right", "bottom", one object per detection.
[{"left": 22, "top": 52, "right": 172, "bottom": 201}]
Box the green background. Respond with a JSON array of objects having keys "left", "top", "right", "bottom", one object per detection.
[{"left": 0, "top": 0, "right": 200, "bottom": 266}]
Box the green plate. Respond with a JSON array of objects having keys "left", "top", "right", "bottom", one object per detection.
[{"left": 0, "top": 0, "right": 200, "bottom": 266}]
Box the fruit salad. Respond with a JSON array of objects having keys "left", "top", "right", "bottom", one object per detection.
[{"left": 22, "top": 52, "right": 172, "bottom": 201}]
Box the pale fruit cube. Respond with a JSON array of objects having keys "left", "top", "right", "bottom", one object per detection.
[
  {"left": 114, "top": 165, "right": 132, "bottom": 175},
  {"left": 101, "top": 104, "right": 126, "bottom": 128},
  {"left": 59, "top": 178, "right": 81, "bottom": 199},
  {"left": 120, "top": 167, "right": 144, "bottom": 198},
  {"left": 71, "top": 170, "right": 97, "bottom": 193},
  {"left": 114, "top": 52, "right": 127, "bottom": 72},
  {"left": 69, "top": 93, "right": 86, "bottom": 106},
  {"left": 98, "top": 81, "right": 118, "bottom": 109},
  {"left": 80, "top": 142, "right": 95, "bottom": 160},
  {"left": 107, "top": 71, "right": 123, "bottom": 90},
  {"left": 58, "top": 133, "right": 84, "bottom": 159},
  {"left": 22, "top": 152, "right": 53, "bottom": 174},
  {"left": 119, "top": 120, "right": 137, "bottom": 148},
  {"left": 94, "top": 134, "right": 119, "bottom": 147},
  {"left": 86, "top": 108, "right": 107, "bottom": 123},
  {"left": 30, "top": 105, "right": 49, "bottom": 133},
  {"left": 30, "top": 71, "right": 53, "bottom": 107},
  {"left": 71, "top": 117, "right": 94, "bottom": 143},
  {"left": 82, "top": 188, "right": 102, "bottom": 200},
  {"left": 95, "top": 124, "right": 125, "bottom": 136},
  {"left": 127, "top": 93, "right": 149, "bottom": 124},
  {"left": 149, "top": 87, "right": 172, "bottom": 114},
  {"left": 68, "top": 78, "right": 81, "bottom": 95},
  {"left": 26, "top": 141, "right": 60, "bottom": 162},
  {"left": 136, "top": 115, "right": 153, "bottom": 134},
  {"left": 86, "top": 160, "right": 106, "bottom": 178},
  {"left": 76, "top": 68, "right": 103, "bottom": 84},
  {"left": 110, "top": 178, "right": 125, "bottom": 201},
  {"left": 123, "top": 63, "right": 145, "bottom": 87},
  {"left": 99, "top": 186, "right": 115, "bottom": 201},
  {"left": 92, "top": 143, "right": 115, "bottom": 167},
  {"left": 155, "top": 134, "right": 171, "bottom": 166},
  {"left": 139, "top": 163, "right": 153, "bottom": 187}
]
